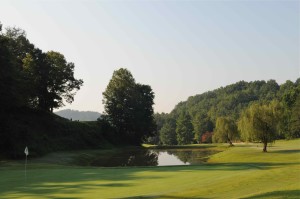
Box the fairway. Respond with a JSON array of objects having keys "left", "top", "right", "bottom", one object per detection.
[{"left": 0, "top": 139, "right": 299, "bottom": 199}]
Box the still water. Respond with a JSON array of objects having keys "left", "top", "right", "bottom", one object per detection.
[{"left": 75, "top": 148, "right": 219, "bottom": 167}]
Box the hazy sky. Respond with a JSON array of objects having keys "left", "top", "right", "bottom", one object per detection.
[{"left": 0, "top": 0, "right": 299, "bottom": 113}]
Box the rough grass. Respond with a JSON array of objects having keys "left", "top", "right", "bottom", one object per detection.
[{"left": 0, "top": 140, "right": 299, "bottom": 199}]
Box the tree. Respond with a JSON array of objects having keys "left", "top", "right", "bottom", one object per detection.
[
  {"left": 0, "top": 35, "right": 22, "bottom": 109},
  {"left": 278, "top": 85, "right": 300, "bottom": 138},
  {"left": 102, "top": 68, "right": 155, "bottom": 145},
  {"left": 290, "top": 95, "right": 300, "bottom": 137},
  {"left": 146, "top": 112, "right": 169, "bottom": 145},
  {"left": 159, "top": 119, "right": 177, "bottom": 145},
  {"left": 192, "top": 112, "right": 214, "bottom": 143},
  {"left": 238, "top": 101, "right": 281, "bottom": 152},
  {"left": 1, "top": 26, "right": 35, "bottom": 108},
  {"left": 23, "top": 50, "right": 83, "bottom": 112},
  {"left": 176, "top": 111, "right": 194, "bottom": 145},
  {"left": 212, "top": 117, "right": 238, "bottom": 146},
  {"left": 201, "top": 131, "right": 213, "bottom": 143}
]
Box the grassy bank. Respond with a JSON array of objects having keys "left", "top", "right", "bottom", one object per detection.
[{"left": 0, "top": 140, "right": 299, "bottom": 198}]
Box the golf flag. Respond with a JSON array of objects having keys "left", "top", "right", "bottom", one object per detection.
[{"left": 24, "top": 146, "right": 29, "bottom": 156}]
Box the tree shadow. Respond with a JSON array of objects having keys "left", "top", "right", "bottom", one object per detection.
[
  {"left": 0, "top": 162, "right": 298, "bottom": 199},
  {"left": 115, "top": 196, "right": 207, "bottom": 199},
  {"left": 270, "top": 149, "right": 300, "bottom": 154},
  {"left": 150, "top": 162, "right": 299, "bottom": 171},
  {"left": 241, "top": 190, "right": 300, "bottom": 199}
]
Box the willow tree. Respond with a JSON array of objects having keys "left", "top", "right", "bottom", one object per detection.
[
  {"left": 238, "top": 101, "right": 281, "bottom": 152},
  {"left": 212, "top": 117, "right": 238, "bottom": 146}
]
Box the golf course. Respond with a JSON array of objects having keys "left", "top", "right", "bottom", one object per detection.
[{"left": 0, "top": 139, "right": 299, "bottom": 199}]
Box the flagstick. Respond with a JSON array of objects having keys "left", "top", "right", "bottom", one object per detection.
[
  {"left": 25, "top": 154, "right": 27, "bottom": 182},
  {"left": 24, "top": 146, "right": 29, "bottom": 183}
]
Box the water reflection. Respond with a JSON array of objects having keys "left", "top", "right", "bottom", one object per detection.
[
  {"left": 76, "top": 148, "right": 219, "bottom": 167},
  {"left": 162, "top": 149, "right": 216, "bottom": 165},
  {"left": 89, "top": 149, "right": 158, "bottom": 167},
  {"left": 156, "top": 151, "right": 190, "bottom": 166}
]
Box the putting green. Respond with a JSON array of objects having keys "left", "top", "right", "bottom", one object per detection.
[{"left": 0, "top": 139, "right": 299, "bottom": 198}]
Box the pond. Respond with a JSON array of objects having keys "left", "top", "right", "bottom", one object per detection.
[{"left": 74, "top": 147, "right": 220, "bottom": 167}]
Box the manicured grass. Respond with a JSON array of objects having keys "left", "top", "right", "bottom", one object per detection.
[{"left": 0, "top": 140, "right": 299, "bottom": 198}]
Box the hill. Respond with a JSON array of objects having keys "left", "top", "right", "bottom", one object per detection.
[
  {"left": 55, "top": 109, "right": 101, "bottom": 121},
  {"left": 154, "top": 79, "right": 300, "bottom": 145}
]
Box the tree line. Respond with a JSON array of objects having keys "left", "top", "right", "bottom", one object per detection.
[
  {"left": 152, "top": 79, "right": 300, "bottom": 152},
  {"left": 0, "top": 23, "right": 88, "bottom": 157},
  {"left": 0, "top": 23, "right": 156, "bottom": 157},
  {"left": 0, "top": 23, "right": 83, "bottom": 113}
]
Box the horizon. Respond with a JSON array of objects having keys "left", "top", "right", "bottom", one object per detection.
[
  {"left": 55, "top": 78, "right": 298, "bottom": 114},
  {"left": 1, "top": 0, "right": 299, "bottom": 113}
]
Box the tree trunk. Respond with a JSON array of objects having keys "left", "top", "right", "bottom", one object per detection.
[
  {"left": 228, "top": 138, "right": 234, "bottom": 147},
  {"left": 263, "top": 142, "right": 267, "bottom": 152}
]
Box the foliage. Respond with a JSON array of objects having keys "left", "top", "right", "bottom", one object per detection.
[
  {"left": 192, "top": 112, "right": 214, "bottom": 143},
  {"left": 0, "top": 107, "right": 108, "bottom": 158},
  {"left": 278, "top": 82, "right": 300, "bottom": 138},
  {"left": 176, "top": 111, "right": 194, "bottom": 145},
  {"left": 159, "top": 119, "right": 177, "bottom": 145},
  {"left": 213, "top": 117, "right": 238, "bottom": 146},
  {"left": 156, "top": 78, "right": 299, "bottom": 145},
  {"left": 238, "top": 101, "right": 282, "bottom": 152},
  {"left": 23, "top": 50, "right": 83, "bottom": 112},
  {"left": 201, "top": 131, "right": 213, "bottom": 143},
  {"left": 0, "top": 25, "right": 83, "bottom": 113},
  {"left": 290, "top": 95, "right": 300, "bottom": 137},
  {"left": 0, "top": 23, "right": 85, "bottom": 157},
  {"left": 102, "top": 68, "right": 156, "bottom": 145}
]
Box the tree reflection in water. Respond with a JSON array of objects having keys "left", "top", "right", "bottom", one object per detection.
[
  {"left": 75, "top": 148, "right": 219, "bottom": 167},
  {"left": 90, "top": 149, "right": 158, "bottom": 167}
]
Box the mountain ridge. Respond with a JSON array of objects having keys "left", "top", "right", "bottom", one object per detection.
[{"left": 55, "top": 109, "right": 101, "bottom": 121}]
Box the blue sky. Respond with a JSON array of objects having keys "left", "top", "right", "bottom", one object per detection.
[{"left": 0, "top": 0, "right": 299, "bottom": 113}]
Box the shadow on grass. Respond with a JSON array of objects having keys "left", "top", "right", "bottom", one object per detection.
[
  {"left": 270, "top": 149, "right": 300, "bottom": 154},
  {"left": 0, "top": 162, "right": 298, "bottom": 199},
  {"left": 115, "top": 196, "right": 206, "bottom": 199},
  {"left": 150, "top": 162, "right": 299, "bottom": 171},
  {"left": 242, "top": 190, "right": 300, "bottom": 199}
]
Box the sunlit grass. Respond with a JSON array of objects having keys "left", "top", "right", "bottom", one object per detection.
[{"left": 0, "top": 139, "right": 299, "bottom": 198}]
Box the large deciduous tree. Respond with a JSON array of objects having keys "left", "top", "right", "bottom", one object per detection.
[
  {"left": 1, "top": 25, "right": 83, "bottom": 112},
  {"left": 102, "top": 68, "right": 156, "bottom": 145},
  {"left": 238, "top": 101, "right": 281, "bottom": 152},
  {"left": 23, "top": 51, "right": 83, "bottom": 112},
  {"left": 212, "top": 117, "right": 238, "bottom": 146}
]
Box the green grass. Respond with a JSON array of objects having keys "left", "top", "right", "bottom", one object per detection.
[{"left": 0, "top": 140, "right": 299, "bottom": 198}]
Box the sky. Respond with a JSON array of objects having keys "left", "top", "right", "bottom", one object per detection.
[{"left": 0, "top": 0, "right": 299, "bottom": 113}]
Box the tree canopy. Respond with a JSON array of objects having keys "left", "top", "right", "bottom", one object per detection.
[
  {"left": 102, "top": 68, "right": 156, "bottom": 145},
  {"left": 176, "top": 111, "right": 194, "bottom": 145},
  {"left": 213, "top": 117, "right": 238, "bottom": 146},
  {"left": 0, "top": 24, "right": 83, "bottom": 112},
  {"left": 238, "top": 101, "right": 281, "bottom": 152},
  {"left": 155, "top": 79, "right": 299, "bottom": 146}
]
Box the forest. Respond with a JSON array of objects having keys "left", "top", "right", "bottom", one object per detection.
[{"left": 153, "top": 78, "right": 300, "bottom": 149}]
